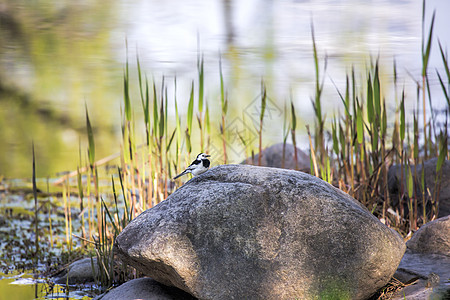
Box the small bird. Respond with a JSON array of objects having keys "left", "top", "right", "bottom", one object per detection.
[{"left": 173, "top": 153, "right": 211, "bottom": 179}]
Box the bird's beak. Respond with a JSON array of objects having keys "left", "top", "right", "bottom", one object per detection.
[{"left": 205, "top": 154, "right": 211, "bottom": 157}]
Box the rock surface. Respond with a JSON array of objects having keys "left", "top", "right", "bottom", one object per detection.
[
  {"left": 393, "top": 216, "right": 450, "bottom": 299},
  {"left": 241, "top": 143, "right": 310, "bottom": 170},
  {"left": 388, "top": 158, "right": 450, "bottom": 218},
  {"left": 95, "top": 277, "right": 197, "bottom": 300},
  {"left": 53, "top": 257, "right": 99, "bottom": 285},
  {"left": 393, "top": 251, "right": 450, "bottom": 299},
  {"left": 115, "top": 164, "right": 405, "bottom": 300},
  {"left": 406, "top": 215, "right": 450, "bottom": 256}
]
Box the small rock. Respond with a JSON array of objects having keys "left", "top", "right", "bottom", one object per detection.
[
  {"left": 115, "top": 164, "right": 405, "bottom": 300},
  {"left": 95, "top": 277, "right": 197, "bottom": 300},
  {"left": 406, "top": 215, "right": 450, "bottom": 256},
  {"left": 53, "top": 257, "right": 99, "bottom": 285},
  {"left": 393, "top": 251, "right": 450, "bottom": 299},
  {"left": 241, "top": 143, "right": 310, "bottom": 170},
  {"left": 425, "top": 272, "right": 440, "bottom": 288}
]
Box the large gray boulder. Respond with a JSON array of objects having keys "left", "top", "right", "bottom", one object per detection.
[{"left": 115, "top": 165, "right": 405, "bottom": 300}]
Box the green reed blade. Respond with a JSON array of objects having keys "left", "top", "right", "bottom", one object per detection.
[
  {"left": 374, "top": 61, "right": 381, "bottom": 116},
  {"left": 436, "top": 132, "right": 448, "bottom": 173},
  {"left": 153, "top": 81, "right": 158, "bottom": 136},
  {"left": 407, "top": 164, "right": 413, "bottom": 199},
  {"left": 187, "top": 81, "right": 194, "bottom": 135},
  {"left": 137, "top": 54, "right": 144, "bottom": 108},
  {"left": 77, "top": 167, "right": 84, "bottom": 208},
  {"left": 219, "top": 55, "right": 227, "bottom": 114},
  {"left": 311, "top": 23, "right": 323, "bottom": 124},
  {"left": 32, "top": 142, "right": 39, "bottom": 259},
  {"left": 400, "top": 91, "right": 406, "bottom": 142},
  {"left": 159, "top": 77, "right": 165, "bottom": 139},
  {"left": 117, "top": 167, "right": 130, "bottom": 223},
  {"left": 413, "top": 114, "right": 419, "bottom": 159},
  {"left": 174, "top": 78, "right": 182, "bottom": 149},
  {"left": 393, "top": 58, "right": 398, "bottom": 87},
  {"left": 381, "top": 99, "right": 387, "bottom": 137},
  {"left": 164, "top": 82, "right": 168, "bottom": 139},
  {"left": 166, "top": 129, "right": 176, "bottom": 152},
  {"left": 438, "top": 41, "right": 450, "bottom": 106},
  {"left": 185, "top": 129, "right": 192, "bottom": 154},
  {"left": 332, "top": 118, "right": 339, "bottom": 156},
  {"left": 439, "top": 40, "right": 450, "bottom": 80},
  {"left": 331, "top": 76, "right": 351, "bottom": 118},
  {"left": 260, "top": 80, "right": 267, "bottom": 122},
  {"left": 111, "top": 175, "right": 120, "bottom": 221},
  {"left": 290, "top": 100, "right": 297, "bottom": 131},
  {"left": 372, "top": 121, "right": 379, "bottom": 153},
  {"left": 367, "top": 73, "right": 374, "bottom": 123},
  {"left": 356, "top": 103, "right": 364, "bottom": 144},
  {"left": 422, "top": 10, "right": 435, "bottom": 77},
  {"left": 282, "top": 102, "right": 289, "bottom": 142},
  {"left": 101, "top": 197, "right": 118, "bottom": 236},
  {"left": 437, "top": 71, "right": 449, "bottom": 106},
  {"left": 85, "top": 105, "right": 96, "bottom": 167},
  {"left": 124, "top": 63, "right": 132, "bottom": 122},
  {"left": 198, "top": 54, "right": 204, "bottom": 114},
  {"left": 339, "top": 123, "right": 346, "bottom": 158},
  {"left": 145, "top": 76, "right": 150, "bottom": 145},
  {"left": 258, "top": 80, "right": 267, "bottom": 166}
]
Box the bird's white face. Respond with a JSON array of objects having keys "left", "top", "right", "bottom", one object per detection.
[{"left": 197, "top": 153, "right": 210, "bottom": 160}]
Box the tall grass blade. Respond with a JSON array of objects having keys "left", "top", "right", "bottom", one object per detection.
[
  {"left": 124, "top": 60, "right": 132, "bottom": 122},
  {"left": 159, "top": 84, "right": 165, "bottom": 140},
  {"left": 422, "top": 10, "right": 436, "bottom": 77},
  {"left": 400, "top": 91, "right": 406, "bottom": 142},
  {"left": 174, "top": 79, "right": 182, "bottom": 152},
  {"left": 198, "top": 54, "right": 204, "bottom": 114},
  {"left": 356, "top": 103, "right": 364, "bottom": 144},
  {"left": 436, "top": 133, "right": 448, "bottom": 173},
  {"left": 101, "top": 197, "right": 118, "bottom": 236},
  {"left": 77, "top": 167, "right": 84, "bottom": 211},
  {"left": 187, "top": 81, "right": 194, "bottom": 135},
  {"left": 85, "top": 105, "right": 96, "bottom": 167},
  {"left": 373, "top": 62, "right": 381, "bottom": 116},
  {"left": 438, "top": 41, "right": 450, "bottom": 106},
  {"left": 166, "top": 129, "right": 176, "bottom": 152},
  {"left": 367, "top": 73, "right": 374, "bottom": 123},
  {"left": 153, "top": 82, "right": 158, "bottom": 137},
  {"left": 32, "top": 142, "right": 39, "bottom": 264},
  {"left": 258, "top": 80, "right": 267, "bottom": 166}
]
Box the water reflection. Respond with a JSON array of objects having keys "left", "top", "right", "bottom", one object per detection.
[{"left": 0, "top": 0, "right": 449, "bottom": 178}]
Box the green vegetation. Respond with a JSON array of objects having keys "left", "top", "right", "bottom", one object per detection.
[{"left": 0, "top": 2, "right": 448, "bottom": 299}]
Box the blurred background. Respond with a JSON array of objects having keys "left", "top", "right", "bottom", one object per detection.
[{"left": 0, "top": 0, "right": 449, "bottom": 178}]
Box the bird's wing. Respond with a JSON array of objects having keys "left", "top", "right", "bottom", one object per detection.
[
  {"left": 185, "top": 163, "right": 199, "bottom": 172},
  {"left": 190, "top": 159, "right": 201, "bottom": 165}
]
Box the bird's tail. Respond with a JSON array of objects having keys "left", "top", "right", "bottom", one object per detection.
[{"left": 173, "top": 170, "right": 187, "bottom": 180}]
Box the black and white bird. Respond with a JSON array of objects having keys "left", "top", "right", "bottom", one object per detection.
[{"left": 173, "top": 153, "right": 211, "bottom": 179}]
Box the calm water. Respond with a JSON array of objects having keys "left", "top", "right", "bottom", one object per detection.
[{"left": 0, "top": 0, "right": 449, "bottom": 178}]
